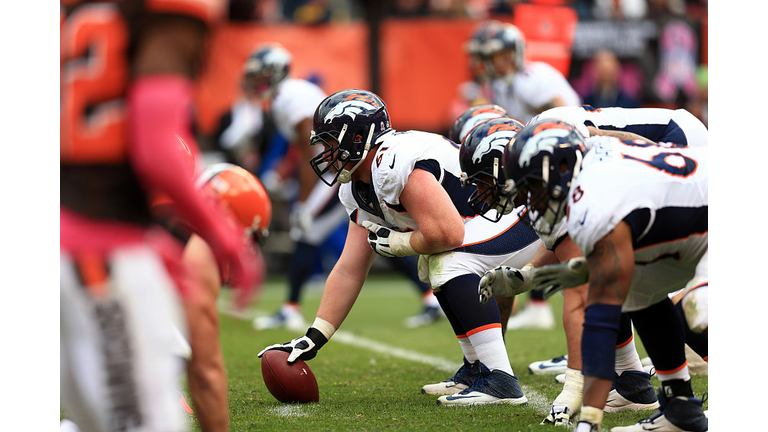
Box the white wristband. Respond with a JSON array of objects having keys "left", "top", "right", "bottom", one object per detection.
[
  {"left": 389, "top": 231, "right": 416, "bottom": 256},
  {"left": 312, "top": 317, "right": 337, "bottom": 340}
]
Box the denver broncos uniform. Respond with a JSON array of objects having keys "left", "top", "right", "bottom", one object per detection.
[
  {"left": 531, "top": 105, "right": 708, "bottom": 148},
  {"left": 339, "top": 130, "right": 540, "bottom": 289},
  {"left": 491, "top": 62, "right": 581, "bottom": 124},
  {"left": 567, "top": 136, "right": 708, "bottom": 312}
]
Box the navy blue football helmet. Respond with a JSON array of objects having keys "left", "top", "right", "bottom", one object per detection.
[
  {"left": 309, "top": 89, "right": 392, "bottom": 186},
  {"left": 242, "top": 43, "right": 291, "bottom": 99},
  {"left": 449, "top": 104, "right": 510, "bottom": 145},
  {"left": 503, "top": 119, "right": 587, "bottom": 235},
  {"left": 459, "top": 117, "right": 524, "bottom": 222}
]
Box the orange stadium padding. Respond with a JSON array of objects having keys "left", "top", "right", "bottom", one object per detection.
[
  {"left": 195, "top": 15, "right": 577, "bottom": 136},
  {"left": 195, "top": 23, "right": 369, "bottom": 135}
]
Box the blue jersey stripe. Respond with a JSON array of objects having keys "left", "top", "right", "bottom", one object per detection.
[
  {"left": 453, "top": 220, "right": 539, "bottom": 255},
  {"left": 624, "top": 206, "right": 708, "bottom": 250},
  {"left": 598, "top": 120, "right": 687, "bottom": 146}
]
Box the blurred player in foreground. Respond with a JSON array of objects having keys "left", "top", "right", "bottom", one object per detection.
[
  {"left": 503, "top": 119, "right": 707, "bottom": 432},
  {"left": 258, "top": 89, "right": 541, "bottom": 406},
  {"left": 60, "top": 1, "right": 258, "bottom": 431},
  {"left": 182, "top": 163, "right": 270, "bottom": 431}
]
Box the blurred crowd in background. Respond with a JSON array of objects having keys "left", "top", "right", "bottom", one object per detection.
[
  {"left": 197, "top": 0, "right": 708, "bottom": 277},
  {"left": 250, "top": 0, "right": 708, "bottom": 126}
]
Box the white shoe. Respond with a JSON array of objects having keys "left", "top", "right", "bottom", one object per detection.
[
  {"left": 253, "top": 304, "right": 307, "bottom": 332},
  {"left": 555, "top": 373, "right": 566, "bottom": 384},
  {"left": 421, "top": 358, "right": 480, "bottom": 395},
  {"left": 528, "top": 354, "right": 568, "bottom": 375},
  {"left": 404, "top": 305, "right": 445, "bottom": 328},
  {"left": 605, "top": 371, "right": 660, "bottom": 413},
  {"left": 610, "top": 391, "right": 707, "bottom": 431},
  {"left": 507, "top": 302, "right": 555, "bottom": 330},
  {"left": 437, "top": 369, "right": 528, "bottom": 406}
]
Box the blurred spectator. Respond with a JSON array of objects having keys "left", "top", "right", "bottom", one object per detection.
[
  {"left": 647, "top": 0, "right": 686, "bottom": 18},
  {"left": 653, "top": 19, "right": 698, "bottom": 106},
  {"left": 582, "top": 49, "right": 639, "bottom": 108},
  {"left": 489, "top": 0, "right": 527, "bottom": 15},
  {"left": 592, "top": 0, "right": 648, "bottom": 20}
]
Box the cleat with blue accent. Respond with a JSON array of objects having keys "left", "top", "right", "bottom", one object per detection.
[
  {"left": 404, "top": 305, "right": 445, "bottom": 328},
  {"left": 436, "top": 366, "right": 528, "bottom": 406},
  {"left": 528, "top": 354, "right": 568, "bottom": 375},
  {"left": 610, "top": 390, "right": 708, "bottom": 431},
  {"left": 605, "top": 371, "right": 660, "bottom": 413},
  {"left": 421, "top": 358, "right": 482, "bottom": 395}
]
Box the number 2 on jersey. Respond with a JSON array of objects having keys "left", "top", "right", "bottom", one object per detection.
[{"left": 61, "top": 3, "right": 128, "bottom": 163}]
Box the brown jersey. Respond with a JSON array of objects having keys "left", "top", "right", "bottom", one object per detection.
[{"left": 60, "top": 0, "right": 226, "bottom": 223}]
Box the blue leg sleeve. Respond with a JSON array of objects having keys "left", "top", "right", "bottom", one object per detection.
[{"left": 582, "top": 304, "right": 623, "bottom": 380}]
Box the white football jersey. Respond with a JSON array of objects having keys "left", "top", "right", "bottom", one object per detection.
[
  {"left": 339, "top": 130, "right": 541, "bottom": 288},
  {"left": 271, "top": 78, "right": 326, "bottom": 143},
  {"left": 339, "top": 130, "right": 472, "bottom": 231},
  {"left": 567, "top": 135, "right": 707, "bottom": 262},
  {"left": 531, "top": 106, "right": 707, "bottom": 148},
  {"left": 491, "top": 62, "right": 581, "bottom": 124}
]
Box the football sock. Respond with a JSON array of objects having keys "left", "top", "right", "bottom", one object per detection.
[
  {"left": 614, "top": 314, "right": 644, "bottom": 373},
  {"left": 468, "top": 326, "right": 514, "bottom": 376},
  {"left": 287, "top": 241, "right": 319, "bottom": 304},
  {"left": 458, "top": 336, "right": 479, "bottom": 363},
  {"left": 628, "top": 298, "right": 689, "bottom": 382}
]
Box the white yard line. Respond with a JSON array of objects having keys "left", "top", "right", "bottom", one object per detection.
[{"left": 219, "top": 300, "right": 551, "bottom": 413}]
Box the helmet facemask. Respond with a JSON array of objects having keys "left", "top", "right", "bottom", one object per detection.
[
  {"left": 309, "top": 123, "right": 376, "bottom": 186},
  {"left": 461, "top": 158, "right": 512, "bottom": 222}
]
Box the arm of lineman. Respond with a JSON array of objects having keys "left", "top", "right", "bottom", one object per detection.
[
  {"left": 362, "top": 168, "right": 465, "bottom": 257},
  {"left": 258, "top": 221, "right": 377, "bottom": 362}
]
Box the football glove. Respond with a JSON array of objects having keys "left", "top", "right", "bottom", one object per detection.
[
  {"left": 533, "top": 257, "right": 589, "bottom": 299},
  {"left": 478, "top": 264, "right": 534, "bottom": 304},
  {"left": 257, "top": 327, "right": 328, "bottom": 363},
  {"left": 361, "top": 221, "right": 415, "bottom": 257}
]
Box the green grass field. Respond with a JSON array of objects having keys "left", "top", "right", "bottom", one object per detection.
[{"left": 204, "top": 272, "right": 707, "bottom": 431}]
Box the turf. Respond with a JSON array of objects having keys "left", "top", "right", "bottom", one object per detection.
[{"left": 202, "top": 273, "right": 708, "bottom": 431}]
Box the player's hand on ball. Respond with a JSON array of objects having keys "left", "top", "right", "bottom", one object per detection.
[
  {"left": 533, "top": 257, "right": 589, "bottom": 299},
  {"left": 478, "top": 264, "right": 534, "bottom": 304},
  {"left": 258, "top": 327, "right": 328, "bottom": 363}
]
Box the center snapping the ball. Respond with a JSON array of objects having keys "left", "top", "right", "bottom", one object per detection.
[{"left": 260, "top": 350, "right": 319, "bottom": 403}]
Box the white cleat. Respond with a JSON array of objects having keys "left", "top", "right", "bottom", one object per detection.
[
  {"left": 252, "top": 305, "right": 307, "bottom": 332},
  {"left": 421, "top": 358, "right": 480, "bottom": 395},
  {"left": 604, "top": 371, "right": 660, "bottom": 413},
  {"left": 528, "top": 355, "right": 568, "bottom": 375},
  {"left": 610, "top": 391, "right": 707, "bottom": 432},
  {"left": 507, "top": 301, "right": 555, "bottom": 330},
  {"left": 437, "top": 369, "right": 528, "bottom": 407}
]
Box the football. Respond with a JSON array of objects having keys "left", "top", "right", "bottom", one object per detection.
[{"left": 260, "top": 350, "right": 319, "bottom": 403}]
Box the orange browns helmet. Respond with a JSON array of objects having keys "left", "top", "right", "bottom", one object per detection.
[{"left": 198, "top": 163, "right": 272, "bottom": 245}]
